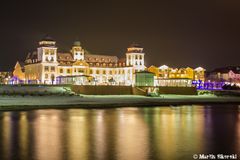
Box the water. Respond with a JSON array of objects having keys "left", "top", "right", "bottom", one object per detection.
[{"left": 0, "top": 105, "right": 240, "bottom": 160}]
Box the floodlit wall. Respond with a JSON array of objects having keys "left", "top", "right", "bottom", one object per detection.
[
  {"left": 71, "top": 85, "right": 133, "bottom": 95},
  {"left": 158, "top": 86, "right": 197, "bottom": 95},
  {"left": 0, "top": 85, "right": 71, "bottom": 95}
]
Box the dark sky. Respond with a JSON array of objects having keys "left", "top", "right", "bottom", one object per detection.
[{"left": 0, "top": 0, "right": 240, "bottom": 71}]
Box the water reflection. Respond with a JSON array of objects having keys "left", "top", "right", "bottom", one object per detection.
[
  {"left": 0, "top": 105, "right": 239, "bottom": 160},
  {"left": 33, "top": 110, "right": 63, "bottom": 160},
  {"left": 66, "top": 109, "right": 90, "bottom": 160},
  {"left": 116, "top": 108, "right": 149, "bottom": 160}
]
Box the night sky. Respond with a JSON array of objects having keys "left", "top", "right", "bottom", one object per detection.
[{"left": 0, "top": 0, "right": 240, "bottom": 71}]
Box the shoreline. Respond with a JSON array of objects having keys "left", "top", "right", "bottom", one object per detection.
[{"left": 0, "top": 94, "right": 240, "bottom": 111}]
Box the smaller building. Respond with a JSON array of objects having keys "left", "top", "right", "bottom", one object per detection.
[
  {"left": 135, "top": 71, "right": 154, "bottom": 86},
  {"left": 12, "top": 61, "right": 25, "bottom": 84},
  {"left": 207, "top": 66, "right": 240, "bottom": 83},
  {"left": 0, "top": 72, "right": 12, "bottom": 84},
  {"left": 148, "top": 65, "right": 205, "bottom": 87}
]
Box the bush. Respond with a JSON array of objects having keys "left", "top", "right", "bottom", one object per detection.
[{"left": 222, "top": 84, "right": 240, "bottom": 90}]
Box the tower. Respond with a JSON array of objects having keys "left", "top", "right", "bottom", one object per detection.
[
  {"left": 126, "top": 43, "right": 145, "bottom": 72},
  {"left": 37, "top": 35, "right": 57, "bottom": 63},
  {"left": 71, "top": 41, "right": 84, "bottom": 61},
  {"left": 37, "top": 35, "right": 58, "bottom": 84}
]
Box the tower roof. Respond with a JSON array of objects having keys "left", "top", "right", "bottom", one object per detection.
[
  {"left": 40, "top": 35, "right": 55, "bottom": 42},
  {"left": 127, "top": 43, "right": 144, "bottom": 53},
  {"left": 39, "top": 35, "right": 56, "bottom": 47},
  {"left": 128, "top": 43, "right": 142, "bottom": 48}
]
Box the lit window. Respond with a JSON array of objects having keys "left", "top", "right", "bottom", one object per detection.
[
  {"left": 51, "top": 66, "right": 55, "bottom": 71},
  {"left": 45, "top": 74, "right": 48, "bottom": 78},
  {"left": 60, "top": 69, "right": 63, "bottom": 73},
  {"left": 44, "top": 66, "right": 49, "bottom": 71},
  {"left": 45, "top": 49, "right": 49, "bottom": 55},
  {"left": 67, "top": 69, "right": 70, "bottom": 74},
  {"left": 50, "top": 50, "right": 54, "bottom": 55}
]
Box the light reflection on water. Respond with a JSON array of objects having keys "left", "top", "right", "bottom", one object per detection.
[{"left": 0, "top": 105, "right": 240, "bottom": 160}]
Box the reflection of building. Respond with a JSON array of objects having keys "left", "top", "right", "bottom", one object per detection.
[
  {"left": 23, "top": 36, "right": 145, "bottom": 85},
  {"left": 148, "top": 65, "right": 205, "bottom": 87}
]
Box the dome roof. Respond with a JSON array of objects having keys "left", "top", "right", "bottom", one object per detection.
[{"left": 73, "top": 41, "right": 81, "bottom": 46}]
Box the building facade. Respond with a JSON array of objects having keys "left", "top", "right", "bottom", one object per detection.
[
  {"left": 148, "top": 65, "right": 205, "bottom": 87},
  {"left": 23, "top": 37, "right": 145, "bottom": 85},
  {"left": 207, "top": 66, "right": 240, "bottom": 83}
]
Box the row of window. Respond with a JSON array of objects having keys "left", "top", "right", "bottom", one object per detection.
[
  {"left": 44, "top": 66, "right": 55, "bottom": 72},
  {"left": 44, "top": 49, "right": 55, "bottom": 55},
  {"left": 88, "top": 57, "right": 115, "bottom": 62},
  {"left": 59, "top": 68, "right": 84, "bottom": 74},
  {"left": 75, "top": 52, "right": 83, "bottom": 55},
  {"left": 90, "top": 69, "right": 130, "bottom": 75},
  {"left": 56, "top": 68, "right": 131, "bottom": 75},
  {"left": 45, "top": 74, "right": 55, "bottom": 79},
  {"left": 127, "top": 54, "right": 143, "bottom": 60}
]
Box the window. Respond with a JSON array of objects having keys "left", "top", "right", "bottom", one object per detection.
[
  {"left": 45, "top": 49, "right": 49, "bottom": 55},
  {"left": 44, "top": 66, "right": 49, "bottom": 71},
  {"left": 51, "top": 57, "right": 54, "bottom": 61},
  {"left": 103, "top": 70, "right": 106, "bottom": 74},
  {"left": 60, "top": 69, "right": 63, "bottom": 73},
  {"left": 67, "top": 69, "right": 70, "bottom": 74},
  {"left": 50, "top": 50, "right": 54, "bottom": 55},
  {"left": 96, "top": 70, "right": 100, "bottom": 74},
  {"left": 51, "top": 66, "right": 55, "bottom": 72},
  {"left": 90, "top": 69, "right": 93, "bottom": 74},
  {"left": 78, "top": 69, "right": 83, "bottom": 73},
  {"left": 45, "top": 74, "right": 48, "bottom": 79}
]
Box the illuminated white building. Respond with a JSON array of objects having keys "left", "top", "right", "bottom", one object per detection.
[{"left": 24, "top": 36, "right": 145, "bottom": 85}]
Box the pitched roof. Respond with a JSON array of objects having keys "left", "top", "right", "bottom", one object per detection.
[
  {"left": 57, "top": 53, "right": 74, "bottom": 61},
  {"left": 211, "top": 66, "right": 240, "bottom": 74},
  {"left": 85, "top": 54, "right": 118, "bottom": 63}
]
